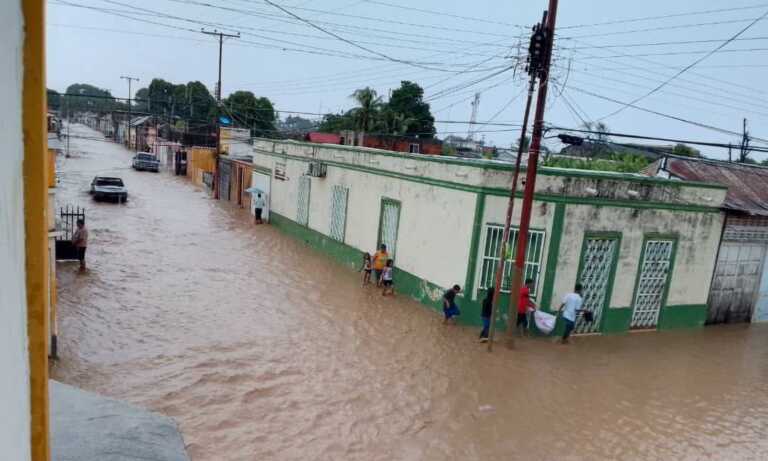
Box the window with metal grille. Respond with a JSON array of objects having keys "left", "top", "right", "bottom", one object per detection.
[
  {"left": 478, "top": 225, "right": 545, "bottom": 295},
  {"left": 296, "top": 176, "right": 311, "bottom": 226},
  {"left": 329, "top": 185, "right": 348, "bottom": 242}
]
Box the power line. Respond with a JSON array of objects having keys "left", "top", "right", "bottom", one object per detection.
[
  {"left": 559, "top": 36, "right": 768, "bottom": 50},
  {"left": 360, "top": 0, "right": 523, "bottom": 27},
  {"left": 560, "top": 17, "right": 768, "bottom": 40},
  {"left": 560, "top": 2, "right": 768, "bottom": 29},
  {"left": 597, "top": 8, "right": 768, "bottom": 120},
  {"left": 567, "top": 85, "right": 768, "bottom": 144}
]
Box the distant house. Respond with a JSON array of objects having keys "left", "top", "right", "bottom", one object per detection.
[
  {"left": 305, "top": 132, "right": 341, "bottom": 144},
  {"left": 645, "top": 156, "right": 768, "bottom": 324},
  {"left": 338, "top": 130, "right": 442, "bottom": 155}
]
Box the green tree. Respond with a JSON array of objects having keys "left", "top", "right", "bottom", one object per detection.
[
  {"left": 387, "top": 81, "right": 435, "bottom": 137},
  {"left": 223, "top": 91, "right": 277, "bottom": 138},
  {"left": 281, "top": 115, "right": 316, "bottom": 133},
  {"left": 514, "top": 134, "right": 530, "bottom": 153},
  {"left": 350, "top": 87, "right": 382, "bottom": 133},
  {"left": 317, "top": 112, "right": 355, "bottom": 133},
  {"left": 672, "top": 143, "right": 701, "bottom": 157},
  {"left": 47, "top": 89, "right": 61, "bottom": 111},
  {"left": 63, "top": 83, "right": 118, "bottom": 113}
]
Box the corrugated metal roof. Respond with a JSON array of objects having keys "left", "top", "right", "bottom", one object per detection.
[
  {"left": 654, "top": 157, "right": 768, "bottom": 215},
  {"left": 130, "top": 115, "right": 152, "bottom": 127}
]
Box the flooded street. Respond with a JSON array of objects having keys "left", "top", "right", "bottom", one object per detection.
[{"left": 53, "top": 124, "right": 768, "bottom": 460}]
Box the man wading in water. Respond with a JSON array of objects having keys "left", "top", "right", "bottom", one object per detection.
[{"left": 72, "top": 218, "right": 88, "bottom": 272}]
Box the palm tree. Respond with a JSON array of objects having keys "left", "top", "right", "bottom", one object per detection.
[{"left": 351, "top": 87, "right": 382, "bottom": 133}]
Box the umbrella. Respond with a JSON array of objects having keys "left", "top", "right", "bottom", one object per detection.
[{"left": 245, "top": 187, "right": 264, "bottom": 195}]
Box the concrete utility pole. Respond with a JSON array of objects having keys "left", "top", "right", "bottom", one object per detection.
[
  {"left": 120, "top": 75, "right": 139, "bottom": 148},
  {"left": 201, "top": 28, "right": 240, "bottom": 199},
  {"left": 487, "top": 0, "right": 559, "bottom": 350}
]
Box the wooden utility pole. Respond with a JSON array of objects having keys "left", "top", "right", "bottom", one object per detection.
[
  {"left": 120, "top": 75, "right": 139, "bottom": 148},
  {"left": 201, "top": 28, "right": 239, "bottom": 199},
  {"left": 488, "top": 0, "right": 559, "bottom": 350}
]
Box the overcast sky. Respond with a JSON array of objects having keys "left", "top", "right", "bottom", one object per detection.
[{"left": 47, "top": 0, "right": 768, "bottom": 160}]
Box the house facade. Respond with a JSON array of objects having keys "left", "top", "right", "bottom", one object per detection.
[
  {"left": 646, "top": 156, "right": 768, "bottom": 323},
  {"left": 251, "top": 138, "right": 727, "bottom": 334}
]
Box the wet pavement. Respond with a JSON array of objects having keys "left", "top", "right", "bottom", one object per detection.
[{"left": 53, "top": 124, "right": 768, "bottom": 460}]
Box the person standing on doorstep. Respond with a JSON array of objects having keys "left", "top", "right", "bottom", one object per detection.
[
  {"left": 557, "top": 283, "right": 584, "bottom": 344},
  {"left": 479, "top": 289, "right": 493, "bottom": 342},
  {"left": 517, "top": 278, "right": 538, "bottom": 336},
  {"left": 253, "top": 193, "right": 266, "bottom": 224},
  {"left": 381, "top": 259, "right": 395, "bottom": 296},
  {"left": 443, "top": 284, "right": 462, "bottom": 324},
  {"left": 372, "top": 244, "right": 389, "bottom": 287},
  {"left": 72, "top": 218, "right": 89, "bottom": 272}
]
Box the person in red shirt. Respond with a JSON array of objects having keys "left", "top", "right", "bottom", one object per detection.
[{"left": 516, "top": 278, "right": 537, "bottom": 336}]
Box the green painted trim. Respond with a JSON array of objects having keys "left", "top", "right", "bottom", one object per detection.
[
  {"left": 464, "top": 193, "right": 485, "bottom": 299},
  {"left": 377, "top": 197, "right": 402, "bottom": 260},
  {"left": 540, "top": 203, "right": 566, "bottom": 311},
  {"left": 252, "top": 165, "right": 272, "bottom": 175},
  {"left": 270, "top": 210, "right": 486, "bottom": 327},
  {"left": 658, "top": 304, "right": 708, "bottom": 330},
  {"left": 254, "top": 139, "right": 727, "bottom": 190},
  {"left": 575, "top": 231, "right": 622, "bottom": 334},
  {"left": 629, "top": 234, "right": 679, "bottom": 331},
  {"left": 602, "top": 307, "right": 633, "bottom": 334},
  {"left": 253, "top": 148, "right": 722, "bottom": 214}
]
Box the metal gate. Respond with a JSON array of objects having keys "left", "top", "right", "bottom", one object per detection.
[
  {"left": 297, "top": 176, "right": 311, "bottom": 226},
  {"left": 329, "top": 185, "right": 348, "bottom": 242},
  {"left": 708, "top": 242, "right": 766, "bottom": 324},
  {"left": 575, "top": 236, "right": 619, "bottom": 334},
  {"left": 378, "top": 198, "right": 401, "bottom": 260},
  {"left": 55, "top": 205, "right": 85, "bottom": 261},
  {"left": 630, "top": 239, "right": 675, "bottom": 329},
  {"left": 219, "top": 160, "right": 232, "bottom": 201}
]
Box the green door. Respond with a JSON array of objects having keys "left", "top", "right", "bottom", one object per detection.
[{"left": 377, "top": 198, "right": 401, "bottom": 260}]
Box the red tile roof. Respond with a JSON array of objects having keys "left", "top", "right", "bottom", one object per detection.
[{"left": 306, "top": 132, "right": 341, "bottom": 144}]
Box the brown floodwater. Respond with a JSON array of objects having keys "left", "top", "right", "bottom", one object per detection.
[{"left": 53, "top": 124, "right": 768, "bottom": 460}]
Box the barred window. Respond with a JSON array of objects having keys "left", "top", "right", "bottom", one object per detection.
[
  {"left": 478, "top": 225, "right": 545, "bottom": 295},
  {"left": 329, "top": 185, "right": 348, "bottom": 242},
  {"left": 296, "top": 176, "right": 311, "bottom": 226}
]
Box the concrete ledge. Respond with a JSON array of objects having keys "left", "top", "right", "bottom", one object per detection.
[{"left": 51, "top": 381, "right": 189, "bottom": 461}]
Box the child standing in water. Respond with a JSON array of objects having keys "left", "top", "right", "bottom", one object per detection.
[
  {"left": 361, "top": 252, "right": 372, "bottom": 286},
  {"left": 381, "top": 259, "right": 395, "bottom": 296}
]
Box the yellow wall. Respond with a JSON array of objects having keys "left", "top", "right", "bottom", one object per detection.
[
  {"left": 47, "top": 149, "right": 56, "bottom": 188},
  {"left": 187, "top": 147, "right": 216, "bottom": 187},
  {"left": 22, "top": 0, "right": 51, "bottom": 460}
]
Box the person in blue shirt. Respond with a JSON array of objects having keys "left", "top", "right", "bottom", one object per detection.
[{"left": 557, "top": 283, "right": 584, "bottom": 344}]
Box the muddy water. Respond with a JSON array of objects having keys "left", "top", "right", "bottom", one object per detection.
[{"left": 53, "top": 124, "right": 768, "bottom": 460}]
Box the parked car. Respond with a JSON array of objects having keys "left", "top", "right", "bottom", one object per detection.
[
  {"left": 90, "top": 176, "right": 128, "bottom": 202},
  {"left": 132, "top": 152, "right": 160, "bottom": 172}
]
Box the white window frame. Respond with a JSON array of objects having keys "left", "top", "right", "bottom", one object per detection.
[{"left": 476, "top": 224, "right": 546, "bottom": 297}]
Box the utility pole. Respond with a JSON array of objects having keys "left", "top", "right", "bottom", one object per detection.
[
  {"left": 739, "top": 118, "right": 751, "bottom": 163},
  {"left": 488, "top": 0, "right": 559, "bottom": 350},
  {"left": 120, "top": 75, "right": 139, "bottom": 149},
  {"left": 201, "top": 28, "right": 240, "bottom": 199},
  {"left": 468, "top": 92, "right": 481, "bottom": 141}
]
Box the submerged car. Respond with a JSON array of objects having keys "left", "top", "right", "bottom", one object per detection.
[
  {"left": 90, "top": 176, "right": 128, "bottom": 202},
  {"left": 132, "top": 152, "right": 160, "bottom": 172}
]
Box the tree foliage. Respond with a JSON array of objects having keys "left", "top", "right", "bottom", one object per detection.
[
  {"left": 47, "top": 89, "right": 61, "bottom": 111},
  {"left": 543, "top": 153, "right": 650, "bottom": 173},
  {"left": 62, "top": 83, "right": 120, "bottom": 112},
  {"left": 317, "top": 81, "right": 435, "bottom": 137},
  {"left": 223, "top": 90, "right": 277, "bottom": 138},
  {"left": 671, "top": 143, "right": 701, "bottom": 157},
  {"left": 280, "top": 115, "right": 316, "bottom": 133}
]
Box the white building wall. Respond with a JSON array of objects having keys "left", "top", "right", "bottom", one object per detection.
[
  {"left": 554, "top": 206, "right": 723, "bottom": 310},
  {"left": 0, "top": 1, "right": 32, "bottom": 459},
  {"left": 261, "top": 154, "right": 477, "bottom": 290}
]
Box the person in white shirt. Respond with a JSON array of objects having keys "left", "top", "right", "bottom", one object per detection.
[
  {"left": 557, "top": 283, "right": 584, "bottom": 344},
  {"left": 253, "top": 193, "right": 266, "bottom": 224}
]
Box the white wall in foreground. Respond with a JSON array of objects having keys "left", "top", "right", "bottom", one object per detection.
[{"left": 0, "top": 1, "right": 31, "bottom": 460}]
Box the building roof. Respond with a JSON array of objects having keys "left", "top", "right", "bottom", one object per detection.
[
  {"left": 130, "top": 115, "right": 152, "bottom": 127},
  {"left": 647, "top": 156, "right": 768, "bottom": 216},
  {"left": 306, "top": 132, "right": 341, "bottom": 144}
]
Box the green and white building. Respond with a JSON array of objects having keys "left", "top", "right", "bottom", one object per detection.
[{"left": 250, "top": 138, "right": 727, "bottom": 334}]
